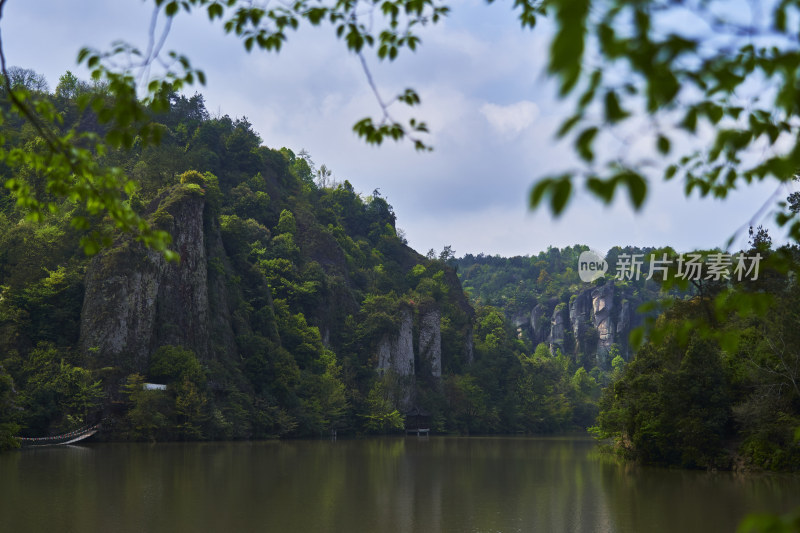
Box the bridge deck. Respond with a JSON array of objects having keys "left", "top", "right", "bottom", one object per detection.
[{"left": 18, "top": 423, "right": 101, "bottom": 447}]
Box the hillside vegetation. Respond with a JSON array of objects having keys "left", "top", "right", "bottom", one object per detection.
[
  {"left": 457, "top": 238, "right": 800, "bottom": 471},
  {"left": 0, "top": 71, "right": 602, "bottom": 448},
  {"left": 1, "top": 70, "right": 797, "bottom": 473}
]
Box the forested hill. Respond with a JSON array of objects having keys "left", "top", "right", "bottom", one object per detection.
[
  {"left": 0, "top": 77, "right": 480, "bottom": 444},
  {"left": 0, "top": 74, "right": 601, "bottom": 448}
]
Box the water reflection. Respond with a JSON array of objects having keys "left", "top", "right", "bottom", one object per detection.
[{"left": 1, "top": 436, "right": 798, "bottom": 532}]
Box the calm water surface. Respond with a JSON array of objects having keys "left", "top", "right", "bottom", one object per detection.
[{"left": 1, "top": 436, "right": 798, "bottom": 532}]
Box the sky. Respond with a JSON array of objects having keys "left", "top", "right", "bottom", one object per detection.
[{"left": 1, "top": 0, "right": 792, "bottom": 258}]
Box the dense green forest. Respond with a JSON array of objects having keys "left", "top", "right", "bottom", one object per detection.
[
  {"left": 456, "top": 238, "right": 800, "bottom": 472},
  {"left": 457, "top": 246, "right": 668, "bottom": 315},
  {"left": 0, "top": 69, "right": 602, "bottom": 450},
  {"left": 592, "top": 239, "right": 800, "bottom": 471},
  {"left": 0, "top": 69, "right": 798, "bottom": 474}
]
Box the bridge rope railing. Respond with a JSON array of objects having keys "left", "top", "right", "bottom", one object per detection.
[{"left": 17, "top": 420, "right": 103, "bottom": 444}]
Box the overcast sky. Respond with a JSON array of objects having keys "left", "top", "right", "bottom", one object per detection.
[{"left": 2, "top": 0, "right": 791, "bottom": 258}]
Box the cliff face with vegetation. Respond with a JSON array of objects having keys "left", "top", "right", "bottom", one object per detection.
[
  {"left": 80, "top": 188, "right": 221, "bottom": 372},
  {"left": 0, "top": 86, "right": 487, "bottom": 443},
  {"left": 543, "top": 282, "right": 632, "bottom": 365},
  {"left": 0, "top": 91, "right": 640, "bottom": 452},
  {"left": 457, "top": 248, "right": 661, "bottom": 368},
  {"left": 74, "top": 174, "right": 468, "bottom": 426},
  {"left": 0, "top": 80, "right": 616, "bottom": 445}
]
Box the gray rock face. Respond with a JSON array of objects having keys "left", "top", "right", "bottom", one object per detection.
[
  {"left": 569, "top": 290, "right": 593, "bottom": 355},
  {"left": 79, "top": 187, "right": 223, "bottom": 374},
  {"left": 377, "top": 307, "right": 416, "bottom": 409},
  {"left": 378, "top": 306, "right": 450, "bottom": 409},
  {"left": 536, "top": 281, "right": 635, "bottom": 365},
  {"left": 419, "top": 309, "right": 442, "bottom": 378},
  {"left": 549, "top": 304, "right": 568, "bottom": 354},
  {"left": 569, "top": 290, "right": 592, "bottom": 328},
  {"left": 377, "top": 307, "right": 415, "bottom": 377},
  {"left": 530, "top": 304, "right": 548, "bottom": 345},
  {"left": 592, "top": 283, "right": 615, "bottom": 363}
]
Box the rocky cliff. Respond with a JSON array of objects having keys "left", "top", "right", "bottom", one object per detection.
[
  {"left": 79, "top": 185, "right": 236, "bottom": 374},
  {"left": 536, "top": 281, "right": 634, "bottom": 365},
  {"left": 456, "top": 246, "right": 662, "bottom": 369},
  {"left": 79, "top": 180, "right": 471, "bottom": 400},
  {"left": 418, "top": 309, "right": 442, "bottom": 378},
  {"left": 377, "top": 306, "right": 445, "bottom": 410}
]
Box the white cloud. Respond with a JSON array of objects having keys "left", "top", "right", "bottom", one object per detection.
[{"left": 480, "top": 101, "right": 540, "bottom": 138}]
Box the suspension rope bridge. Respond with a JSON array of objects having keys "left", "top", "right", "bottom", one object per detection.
[{"left": 17, "top": 421, "right": 102, "bottom": 447}]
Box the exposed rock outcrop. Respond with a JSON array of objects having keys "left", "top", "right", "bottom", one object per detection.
[
  {"left": 79, "top": 186, "right": 235, "bottom": 374},
  {"left": 549, "top": 304, "right": 568, "bottom": 354},
  {"left": 539, "top": 281, "right": 636, "bottom": 366},
  {"left": 377, "top": 305, "right": 450, "bottom": 410},
  {"left": 377, "top": 307, "right": 416, "bottom": 409},
  {"left": 592, "top": 283, "right": 615, "bottom": 363},
  {"left": 377, "top": 307, "right": 415, "bottom": 378},
  {"left": 418, "top": 309, "right": 442, "bottom": 378},
  {"left": 569, "top": 290, "right": 593, "bottom": 355}
]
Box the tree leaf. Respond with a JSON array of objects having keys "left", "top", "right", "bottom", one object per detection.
[
  {"left": 657, "top": 134, "right": 670, "bottom": 155},
  {"left": 576, "top": 127, "right": 598, "bottom": 161},
  {"left": 551, "top": 177, "right": 572, "bottom": 215},
  {"left": 622, "top": 170, "right": 647, "bottom": 209},
  {"left": 604, "top": 91, "right": 628, "bottom": 123}
]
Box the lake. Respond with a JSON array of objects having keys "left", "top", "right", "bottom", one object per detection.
[{"left": 1, "top": 435, "right": 798, "bottom": 532}]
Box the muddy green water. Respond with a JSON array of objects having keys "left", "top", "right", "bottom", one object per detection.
[{"left": 1, "top": 436, "right": 798, "bottom": 532}]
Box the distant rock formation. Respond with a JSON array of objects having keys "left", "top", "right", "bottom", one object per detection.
[
  {"left": 592, "top": 283, "right": 615, "bottom": 363},
  {"left": 549, "top": 304, "right": 568, "bottom": 355},
  {"left": 538, "top": 281, "right": 633, "bottom": 365},
  {"left": 464, "top": 334, "right": 474, "bottom": 365}
]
